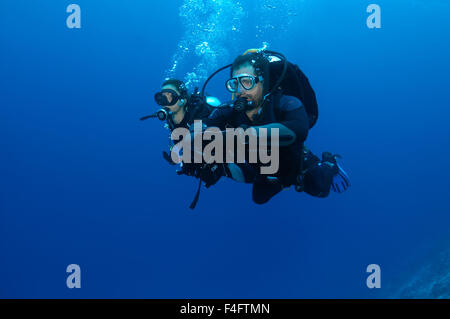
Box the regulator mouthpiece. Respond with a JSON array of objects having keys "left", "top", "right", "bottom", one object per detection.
[{"left": 233, "top": 97, "right": 255, "bottom": 112}]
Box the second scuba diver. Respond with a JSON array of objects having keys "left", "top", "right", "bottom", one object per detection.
[{"left": 144, "top": 79, "right": 226, "bottom": 188}]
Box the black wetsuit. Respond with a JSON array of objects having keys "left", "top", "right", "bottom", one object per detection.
[
  {"left": 205, "top": 93, "right": 336, "bottom": 204},
  {"left": 166, "top": 99, "right": 212, "bottom": 131},
  {"left": 163, "top": 98, "right": 212, "bottom": 166}
]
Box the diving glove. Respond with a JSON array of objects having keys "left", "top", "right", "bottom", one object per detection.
[
  {"left": 196, "top": 163, "right": 225, "bottom": 188},
  {"left": 177, "top": 163, "right": 224, "bottom": 188}
]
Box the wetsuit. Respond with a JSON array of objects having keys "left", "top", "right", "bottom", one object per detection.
[
  {"left": 163, "top": 96, "right": 212, "bottom": 165},
  {"left": 166, "top": 98, "right": 212, "bottom": 131},
  {"left": 205, "top": 93, "right": 336, "bottom": 204}
]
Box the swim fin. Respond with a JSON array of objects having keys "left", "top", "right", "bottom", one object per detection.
[{"left": 322, "top": 152, "right": 351, "bottom": 193}]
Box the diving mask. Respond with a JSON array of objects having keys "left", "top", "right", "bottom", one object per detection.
[
  {"left": 225, "top": 74, "right": 263, "bottom": 93},
  {"left": 154, "top": 89, "right": 181, "bottom": 106}
]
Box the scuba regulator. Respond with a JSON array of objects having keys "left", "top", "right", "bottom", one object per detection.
[
  {"left": 140, "top": 108, "right": 169, "bottom": 122},
  {"left": 233, "top": 97, "right": 255, "bottom": 112}
]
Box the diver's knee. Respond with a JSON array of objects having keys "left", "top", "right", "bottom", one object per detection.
[
  {"left": 226, "top": 163, "right": 256, "bottom": 183},
  {"left": 252, "top": 179, "right": 282, "bottom": 204},
  {"left": 302, "top": 170, "right": 332, "bottom": 198},
  {"left": 303, "top": 188, "right": 330, "bottom": 198},
  {"left": 226, "top": 163, "right": 245, "bottom": 183},
  {"left": 252, "top": 195, "right": 271, "bottom": 205}
]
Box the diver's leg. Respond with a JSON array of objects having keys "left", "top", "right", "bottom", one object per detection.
[
  {"left": 226, "top": 163, "right": 283, "bottom": 204},
  {"left": 300, "top": 150, "right": 350, "bottom": 197},
  {"left": 252, "top": 177, "right": 283, "bottom": 204},
  {"left": 302, "top": 161, "right": 335, "bottom": 198},
  {"left": 225, "top": 163, "right": 282, "bottom": 204},
  {"left": 225, "top": 163, "right": 257, "bottom": 183}
]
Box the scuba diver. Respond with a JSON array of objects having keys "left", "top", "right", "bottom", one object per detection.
[
  {"left": 140, "top": 78, "right": 227, "bottom": 196},
  {"left": 141, "top": 49, "right": 350, "bottom": 207},
  {"left": 197, "top": 48, "right": 351, "bottom": 204}
]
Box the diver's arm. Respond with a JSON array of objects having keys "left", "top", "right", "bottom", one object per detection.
[
  {"left": 277, "top": 106, "right": 310, "bottom": 143},
  {"left": 202, "top": 104, "right": 234, "bottom": 129},
  {"left": 245, "top": 105, "right": 310, "bottom": 146},
  {"left": 250, "top": 123, "right": 297, "bottom": 146}
]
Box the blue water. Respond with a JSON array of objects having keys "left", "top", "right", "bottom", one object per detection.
[{"left": 1, "top": 0, "right": 450, "bottom": 298}]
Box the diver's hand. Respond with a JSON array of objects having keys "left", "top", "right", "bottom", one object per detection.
[
  {"left": 188, "top": 89, "right": 205, "bottom": 112},
  {"left": 196, "top": 163, "right": 224, "bottom": 188},
  {"left": 176, "top": 162, "right": 197, "bottom": 177},
  {"left": 189, "top": 94, "right": 205, "bottom": 108},
  {"left": 176, "top": 162, "right": 224, "bottom": 188}
]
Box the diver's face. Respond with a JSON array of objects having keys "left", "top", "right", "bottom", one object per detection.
[
  {"left": 161, "top": 84, "right": 184, "bottom": 112},
  {"left": 232, "top": 64, "right": 263, "bottom": 106}
]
